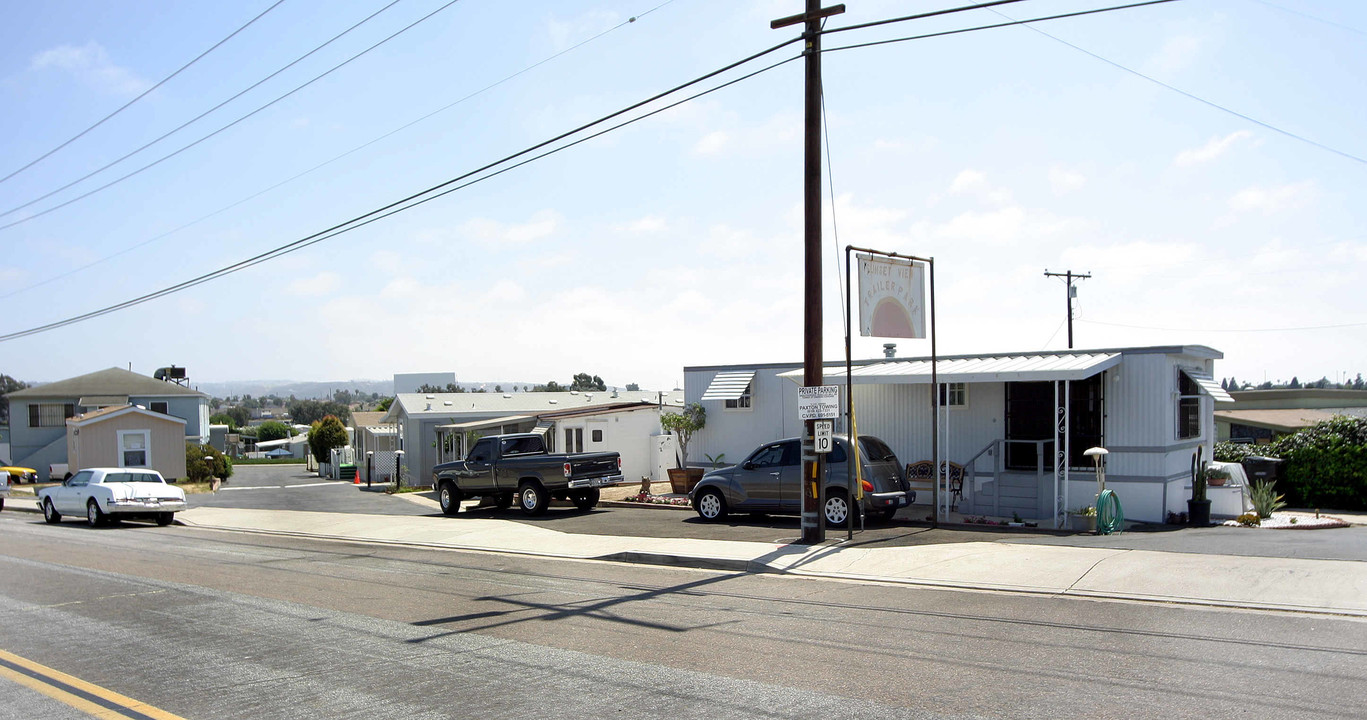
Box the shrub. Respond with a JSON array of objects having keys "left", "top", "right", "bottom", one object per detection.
[
  {"left": 256, "top": 420, "right": 293, "bottom": 443},
  {"left": 1268, "top": 416, "right": 1367, "bottom": 510},
  {"left": 1235, "top": 512, "right": 1261, "bottom": 527},
  {"left": 308, "top": 415, "right": 349, "bottom": 464},
  {"left": 186, "top": 443, "right": 233, "bottom": 483},
  {"left": 1213, "top": 442, "right": 1259, "bottom": 463},
  {"left": 1248, "top": 480, "right": 1287, "bottom": 519}
]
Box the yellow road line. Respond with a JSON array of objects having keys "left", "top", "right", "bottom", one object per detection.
[{"left": 0, "top": 649, "right": 186, "bottom": 720}]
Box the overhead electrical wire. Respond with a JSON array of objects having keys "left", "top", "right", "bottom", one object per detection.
[
  {"left": 0, "top": 38, "right": 807, "bottom": 343},
  {"left": 988, "top": 5, "right": 1367, "bottom": 168},
  {"left": 0, "top": 0, "right": 288, "bottom": 186},
  {"left": 0, "top": 0, "right": 1199, "bottom": 342},
  {"left": 1079, "top": 319, "right": 1367, "bottom": 333},
  {"left": 0, "top": 0, "right": 464, "bottom": 230},
  {"left": 0, "top": 0, "right": 407, "bottom": 222},
  {"left": 1, "top": 0, "right": 677, "bottom": 300}
]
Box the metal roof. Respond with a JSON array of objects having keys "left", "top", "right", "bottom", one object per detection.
[
  {"left": 778, "top": 352, "right": 1122, "bottom": 385},
  {"left": 700, "top": 371, "right": 755, "bottom": 400},
  {"left": 385, "top": 390, "right": 684, "bottom": 421},
  {"left": 1182, "top": 369, "right": 1235, "bottom": 403}
]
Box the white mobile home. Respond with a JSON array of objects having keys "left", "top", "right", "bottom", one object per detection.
[{"left": 685, "top": 345, "right": 1232, "bottom": 525}]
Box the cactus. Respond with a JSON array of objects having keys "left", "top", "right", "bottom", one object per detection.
[{"left": 1191, "top": 446, "right": 1207, "bottom": 503}]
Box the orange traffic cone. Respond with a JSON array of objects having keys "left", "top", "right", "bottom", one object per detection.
[{"left": 353, "top": 474, "right": 360, "bottom": 485}]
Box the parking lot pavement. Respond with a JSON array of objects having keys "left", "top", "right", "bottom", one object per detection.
[{"left": 187, "top": 464, "right": 433, "bottom": 517}]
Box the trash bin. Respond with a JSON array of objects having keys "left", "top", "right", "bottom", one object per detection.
[{"left": 1241, "top": 456, "right": 1286, "bottom": 484}]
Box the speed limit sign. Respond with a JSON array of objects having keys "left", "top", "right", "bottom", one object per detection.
[{"left": 813, "top": 420, "right": 833, "bottom": 454}]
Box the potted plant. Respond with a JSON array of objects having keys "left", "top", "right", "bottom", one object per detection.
[
  {"left": 1069, "top": 504, "right": 1097, "bottom": 533},
  {"left": 1188, "top": 447, "right": 1211, "bottom": 526},
  {"left": 660, "top": 402, "right": 706, "bottom": 494},
  {"left": 1206, "top": 466, "right": 1229, "bottom": 487}
]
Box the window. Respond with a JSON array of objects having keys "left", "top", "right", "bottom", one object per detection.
[
  {"left": 67, "top": 470, "right": 94, "bottom": 487},
  {"left": 591, "top": 429, "right": 603, "bottom": 443},
  {"left": 747, "top": 442, "right": 796, "bottom": 468},
  {"left": 29, "top": 403, "right": 75, "bottom": 428},
  {"left": 500, "top": 436, "right": 544, "bottom": 455},
  {"left": 563, "top": 428, "right": 583, "bottom": 454},
  {"left": 467, "top": 439, "right": 494, "bottom": 463},
  {"left": 1004, "top": 376, "right": 1105, "bottom": 470},
  {"left": 724, "top": 382, "right": 753, "bottom": 410},
  {"left": 150, "top": 401, "right": 168, "bottom": 415},
  {"left": 1177, "top": 371, "right": 1201, "bottom": 440},
  {"left": 937, "top": 383, "right": 967, "bottom": 407},
  {"left": 118, "top": 430, "right": 150, "bottom": 468}
]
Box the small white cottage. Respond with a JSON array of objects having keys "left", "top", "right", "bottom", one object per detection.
[{"left": 684, "top": 345, "right": 1232, "bottom": 526}]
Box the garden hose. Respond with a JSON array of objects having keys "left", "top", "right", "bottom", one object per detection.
[{"left": 1095, "top": 489, "right": 1124, "bottom": 535}]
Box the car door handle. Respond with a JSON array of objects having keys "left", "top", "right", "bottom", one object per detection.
[{"left": 770, "top": 472, "right": 780, "bottom": 477}]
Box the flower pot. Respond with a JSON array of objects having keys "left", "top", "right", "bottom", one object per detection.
[
  {"left": 1070, "top": 514, "right": 1096, "bottom": 533},
  {"left": 667, "top": 468, "right": 704, "bottom": 494},
  {"left": 1187, "top": 499, "right": 1212, "bottom": 526},
  {"left": 1208, "top": 476, "right": 1226, "bottom": 487}
]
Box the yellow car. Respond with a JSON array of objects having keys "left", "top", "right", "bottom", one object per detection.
[{"left": 1, "top": 466, "right": 39, "bottom": 484}]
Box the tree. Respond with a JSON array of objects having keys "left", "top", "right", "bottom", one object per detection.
[
  {"left": 625, "top": 383, "right": 640, "bottom": 391},
  {"left": 494, "top": 385, "right": 502, "bottom": 393},
  {"left": 376, "top": 396, "right": 394, "bottom": 412},
  {"left": 223, "top": 406, "right": 251, "bottom": 428},
  {"left": 289, "top": 399, "right": 350, "bottom": 425},
  {"left": 0, "top": 373, "right": 31, "bottom": 426},
  {"left": 417, "top": 383, "right": 464, "bottom": 393},
  {"left": 533, "top": 380, "right": 567, "bottom": 392},
  {"left": 256, "top": 421, "right": 293, "bottom": 442},
  {"left": 570, "top": 373, "right": 607, "bottom": 392},
  {"left": 659, "top": 403, "right": 706, "bottom": 469},
  {"left": 209, "top": 413, "right": 238, "bottom": 431},
  {"left": 1289, "top": 377, "right": 1302, "bottom": 389},
  {"left": 308, "top": 415, "right": 349, "bottom": 464},
  {"left": 186, "top": 443, "right": 233, "bottom": 483}
]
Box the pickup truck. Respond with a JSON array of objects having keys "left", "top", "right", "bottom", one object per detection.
[{"left": 432, "top": 433, "right": 623, "bottom": 516}]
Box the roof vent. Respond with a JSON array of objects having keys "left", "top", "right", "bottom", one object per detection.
[
  {"left": 443, "top": 401, "right": 452, "bottom": 406},
  {"left": 883, "top": 343, "right": 897, "bottom": 358},
  {"left": 549, "top": 399, "right": 558, "bottom": 405},
  {"left": 425, "top": 394, "right": 435, "bottom": 400},
  {"left": 503, "top": 393, "right": 512, "bottom": 399},
  {"left": 570, "top": 390, "right": 579, "bottom": 395},
  {"left": 585, "top": 394, "right": 593, "bottom": 401},
  {"left": 425, "top": 403, "right": 432, "bottom": 411}
]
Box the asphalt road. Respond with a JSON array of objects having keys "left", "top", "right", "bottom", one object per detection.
[
  {"left": 194, "top": 465, "right": 1367, "bottom": 562},
  {"left": 2, "top": 513, "right": 1364, "bottom": 719}
]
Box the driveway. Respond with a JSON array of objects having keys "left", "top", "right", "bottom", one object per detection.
[{"left": 188, "top": 464, "right": 430, "bottom": 516}]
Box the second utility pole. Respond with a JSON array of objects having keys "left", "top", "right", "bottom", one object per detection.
[
  {"left": 772, "top": 1, "right": 843, "bottom": 545},
  {"left": 1044, "top": 269, "right": 1091, "bottom": 349}
]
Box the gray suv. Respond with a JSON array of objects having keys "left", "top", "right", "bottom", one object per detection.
[{"left": 689, "top": 435, "right": 913, "bottom": 525}]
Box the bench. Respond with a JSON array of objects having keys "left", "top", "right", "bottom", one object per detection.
[{"left": 905, "top": 460, "right": 965, "bottom": 510}]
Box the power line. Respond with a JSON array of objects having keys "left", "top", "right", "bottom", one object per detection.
[
  {"left": 1247, "top": 0, "right": 1367, "bottom": 37},
  {"left": 0, "top": 0, "right": 406, "bottom": 221},
  {"left": 0, "top": 0, "right": 674, "bottom": 300},
  {"left": 989, "top": 5, "right": 1367, "bottom": 168},
  {"left": 824, "top": 0, "right": 1033, "bottom": 34},
  {"left": 0, "top": 39, "right": 806, "bottom": 342},
  {"left": 1079, "top": 319, "right": 1367, "bottom": 333},
  {"left": 823, "top": 0, "right": 1179, "bottom": 53},
  {"left": 0, "top": 0, "right": 288, "bottom": 186},
  {"left": 0, "top": 0, "right": 464, "bottom": 230}
]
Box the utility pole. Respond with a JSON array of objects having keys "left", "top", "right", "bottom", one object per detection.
[
  {"left": 1044, "top": 269, "right": 1091, "bottom": 349},
  {"left": 773, "top": 1, "right": 843, "bottom": 545}
]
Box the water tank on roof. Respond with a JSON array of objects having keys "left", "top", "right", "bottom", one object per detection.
[{"left": 154, "top": 366, "right": 187, "bottom": 381}]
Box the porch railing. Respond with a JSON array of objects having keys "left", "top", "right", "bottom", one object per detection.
[{"left": 961, "top": 438, "right": 1055, "bottom": 519}]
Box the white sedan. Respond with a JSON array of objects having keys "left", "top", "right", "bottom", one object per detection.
[{"left": 38, "top": 468, "right": 187, "bottom": 527}]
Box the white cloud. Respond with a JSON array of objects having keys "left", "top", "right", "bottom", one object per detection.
[
  {"left": 1049, "top": 166, "right": 1086, "bottom": 195},
  {"left": 619, "top": 215, "right": 667, "bottom": 233},
  {"left": 1228, "top": 181, "right": 1315, "bottom": 215},
  {"left": 949, "top": 169, "right": 987, "bottom": 194},
  {"left": 459, "top": 210, "right": 561, "bottom": 246},
  {"left": 30, "top": 42, "right": 149, "bottom": 95},
  {"left": 693, "top": 131, "right": 729, "bottom": 156},
  {"left": 1173, "top": 130, "right": 1252, "bottom": 167},
  {"left": 1148, "top": 35, "right": 1201, "bottom": 74},
  {"left": 287, "top": 271, "right": 341, "bottom": 297}
]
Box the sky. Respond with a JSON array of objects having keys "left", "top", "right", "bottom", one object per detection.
[{"left": 1, "top": 0, "right": 1364, "bottom": 392}]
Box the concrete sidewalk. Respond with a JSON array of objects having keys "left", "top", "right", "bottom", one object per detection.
[{"left": 8, "top": 496, "right": 1365, "bottom": 617}]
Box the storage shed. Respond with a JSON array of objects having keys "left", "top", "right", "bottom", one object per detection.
[
  {"left": 66, "top": 405, "right": 188, "bottom": 481},
  {"left": 685, "top": 345, "right": 1231, "bottom": 526}
]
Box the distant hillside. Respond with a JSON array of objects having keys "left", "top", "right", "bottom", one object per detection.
[{"left": 194, "top": 379, "right": 543, "bottom": 400}]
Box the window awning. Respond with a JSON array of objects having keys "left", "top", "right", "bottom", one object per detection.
[
  {"left": 531, "top": 420, "right": 554, "bottom": 438},
  {"left": 1182, "top": 369, "right": 1234, "bottom": 402},
  {"left": 700, "top": 371, "right": 756, "bottom": 400},
  {"left": 435, "top": 415, "right": 533, "bottom": 432},
  {"left": 778, "top": 352, "right": 1121, "bottom": 385},
  {"left": 78, "top": 395, "right": 128, "bottom": 407}
]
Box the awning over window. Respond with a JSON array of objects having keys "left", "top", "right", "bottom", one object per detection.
[
  {"left": 1182, "top": 369, "right": 1234, "bottom": 403},
  {"left": 778, "top": 352, "right": 1121, "bottom": 385},
  {"left": 531, "top": 420, "right": 554, "bottom": 438},
  {"left": 78, "top": 395, "right": 128, "bottom": 407},
  {"left": 701, "top": 371, "right": 756, "bottom": 400}
]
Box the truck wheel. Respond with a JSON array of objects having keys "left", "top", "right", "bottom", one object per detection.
[
  {"left": 439, "top": 481, "right": 462, "bottom": 516},
  {"left": 695, "top": 488, "right": 728, "bottom": 521},
  {"left": 494, "top": 492, "right": 513, "bottom": 510},
  {"left": 571, "top": 488, "right": 599, "bottom": 511},
  {"left": 518, "top": 481, "right": 550, "bottom": 516}
]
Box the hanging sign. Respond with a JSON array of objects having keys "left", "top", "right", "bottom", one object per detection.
[{"left": 858, "top": 254, "right": 926, "bottom": 338}]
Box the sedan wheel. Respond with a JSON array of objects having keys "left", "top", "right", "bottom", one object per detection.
[
  {"left": 156, "top": 512, "right": 174, "bottom": 527},
  {"left": 43, "top": 499, "right": 61, "bottom": 524},
  {"left": 695, "top": 488, "right": 728, "bottom": 521},
  {"left": 86, "top": 500, "right": 107, "bottom": 528},
  {"left": 823, "top": 491, "right": 850, "bottom": 526}
]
